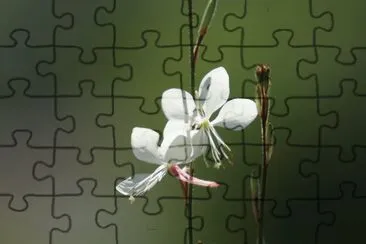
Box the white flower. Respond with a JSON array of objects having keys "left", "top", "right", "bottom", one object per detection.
[
  {"left": 116, "top": 127, "right": 219, "bottom": 201},
  {"left": 161, "top": 67, "right": 258, "bottom": 168}
]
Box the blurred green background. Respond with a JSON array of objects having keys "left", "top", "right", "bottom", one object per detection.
[{"left": 0, "top": 0, "right": 366, "bottom": 243}]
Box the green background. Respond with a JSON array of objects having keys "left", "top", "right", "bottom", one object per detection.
[{"left": 0, "top": 0, "right": 365, "bottom": 243}]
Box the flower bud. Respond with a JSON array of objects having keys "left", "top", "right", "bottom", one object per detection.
[
  {"left": 255, "top": 64, "right": 270, "bottom": 84},
  {"left": 198, "top": 0, "right": 218, "bottom": 35}
]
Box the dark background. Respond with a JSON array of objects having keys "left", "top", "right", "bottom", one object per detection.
[{"left": 0, "top": 0, "right": 365, "bottom": 243}]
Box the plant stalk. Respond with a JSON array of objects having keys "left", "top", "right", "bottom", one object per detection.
[
  {"left": 257, "top": 86, "right": 269, "bottom": 244},
  {"left": 187, "top": 0, "right": 196, "bottom": 243}
]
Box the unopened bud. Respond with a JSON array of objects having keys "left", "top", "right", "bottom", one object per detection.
[
  {"left": 255, "top": 64, "right": 270, "bottom": 84},
  {"left": 198, "top": 0, "right": 218, "bottom": 35}
]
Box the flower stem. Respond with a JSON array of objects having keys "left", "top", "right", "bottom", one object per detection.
[
  {"left": 187, "top": 0, "right": 196, "bottom": 244},
  {"left": 258, "top": 86, "right": 269, "bottom": 244}
]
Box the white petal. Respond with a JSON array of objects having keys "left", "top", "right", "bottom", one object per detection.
[
  {"left": 161, "top": 88, "right": 195, "bottom": 121},
  {"left": 116, "top": 164, "right": 168, "bottom": 196},
  {"left": 159, "top": 120, "right": 206, "bottom": 163},
  {"left": 131, "top": 127, "right": 163, "bottom": 164},
  {"left": 159, "top": 120, "right": 190, "bottom": 163},
  {"left": 198, "top": 67, "right": 230, "bottom": 118},
  {"left": 211, "top": 98, "right": 258, "bottom": 131}
]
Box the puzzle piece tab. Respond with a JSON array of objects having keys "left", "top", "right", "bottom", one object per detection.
[
  {"left": 225, "top": 0, "right": 332, "bottom": 46},
  {"left": 96, "top": 0, "right": 191, "bottom": 47},
  {"left": 319, "top": 80, "right": 366, "bottom": 161},
  {"left": 56, "top": 81, "right": 113, "bottom": 162},
  {"left": 34, "top": 148, "right": 128, "bottom": 195},
  {"left": 0, "top": 196, "right": 70, "bottom": 243},
  {"left": 314, "top": 1, "right": 366, "bottom": 62},
  {"left": 37, "top": 48, "right": 131, "bottom": 96},
  {"left": 0, "top": 80, "right": 73, "bottom": 145},
  {"left": 54, "top": 0, "right": 114, "bottom": 62},
  {"left": 53, "top": 180, "right": 115, "bottom": 244},
  {"left": 0, "top": 0, "right": 71, "bottom": 45}
]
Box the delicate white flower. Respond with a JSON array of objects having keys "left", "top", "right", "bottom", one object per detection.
[
  {"left": 116, "top": 127, "right": 219, "bottom": 201},
  {"left": 161, "top": 67, "right": 258, "bottom": 168}
]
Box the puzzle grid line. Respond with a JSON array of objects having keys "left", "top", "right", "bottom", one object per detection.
[{"left": 1, "top": 0, "right": 365, "bottom": 243}]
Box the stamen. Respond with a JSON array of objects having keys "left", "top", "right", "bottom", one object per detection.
[
  {"left": 209, "top": 125, "right": 231, "bottom": 152},
  {"left": 205, "top": 129, "right": 221, "bottom": 163}
]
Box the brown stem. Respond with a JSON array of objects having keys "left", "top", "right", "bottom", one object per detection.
[
  {"left": 193, "top": 28, "right": 207, "bottom": 64},
  {"left": 258, "top": 87, "right": 269, "bottom": 244},
  {"left": 187, "top": 0, "right": 195, "bottom": 243}
]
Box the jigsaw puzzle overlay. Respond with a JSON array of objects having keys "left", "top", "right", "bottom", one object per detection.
[{"left": 0, "top": 0, "right": 365, "bottom": 243}]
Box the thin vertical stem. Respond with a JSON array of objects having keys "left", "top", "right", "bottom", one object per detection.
[
  {"left": 258, "top": 88, "right": 269, "bottom": 244},
  {"left": 187, "top": 0, "right": 195, "bottom": 244}
]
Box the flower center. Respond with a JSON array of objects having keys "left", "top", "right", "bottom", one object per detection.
[{"left": 190, "top": 116, "right": 232, "bottom": 168}]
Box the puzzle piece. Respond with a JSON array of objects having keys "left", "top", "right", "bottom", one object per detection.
[
  {"left": 245, "top": 93, "right": 336, "bottom": 146},
  {"left": 115, "top": 146, "right": 212, "bottom": 213},
  {"left": 55, "top": 81, "right": 113, "bottom": 162},
  {"left": 228, "top": 199, "right": 275, "bottom": 244},
  {"left": 53, "top": 180, "right": 115, "bottom": 244},
  {"left": 0, "top": 80, "right": 73, "bottom": 145},
  {"left": 95, "top": 0, "right": 192, "bottom": 47},
  {"left": 0, "top": 131, "right": 53, "bottom": 210},
  {"left": 313, "top": 1, "right": 366, "bottom": 62},
  {"left": 165, "top": 46, "right": 255, "bottom": 144},
  {"left": 242, "top": 129, "right": 319, "bottom": 215},
  {"left": 298, "top": 47, "right": 366, "bottom": 95},
  {"left": 193, "top": 186, "right": 250, "bottom": 244},
  {"left": 0, "top": 196, "right": 70, "bottom": 243},
  {"left": 301, "top": 147, "right": 366, "bottom": 198},
  {"left": 319, "top": 80, "right": 366, "bottom": 161},
  {"left": 165, "top": 46, "right": 252, "bottom": 99},
  {"left": 241, "top": 31, "right": 319, "bottom": 115},
  {"left": 37, "top": 48, "right": 131, "bottom": 96},
  {"left": 318, "top": 183, "right": 366, "bottom": 244},
  {"left": 54, "top": 0, "right": 114, "bottom": 62},
  {"left": 191, "top": 1, "right": 245, "bottom": 61},
  {"left": 0, "top": 0, "right": 71, "bottom": 45},
  {"left": 225, "top": 0, "right": 332, "bottom": 46},
  {"left": 97, "top": 96, "right": 163, "bottom": 150},
  {"left": 192, "top": 144, "right": 259, "bottom": 200},
  {"left": 108, "top": 32, "right": 184, "bottom": 113},
  {"left": 273, "top": 98, "right": 337, "bottom": 145},
  {"left": 34, "top": 148, "right": 128, "bottom": 195},
  {"left": 0, "top": 31, "right": 54, "bottom": 96},
  {"left": 96, "top": 196, "right": 201, "bottom": 243},
  {"left": 231, "top": 199, "right": 334, "bottom": 244},
  {"left": 243, "top": 78, "right": 337, "bottom": 145}
]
